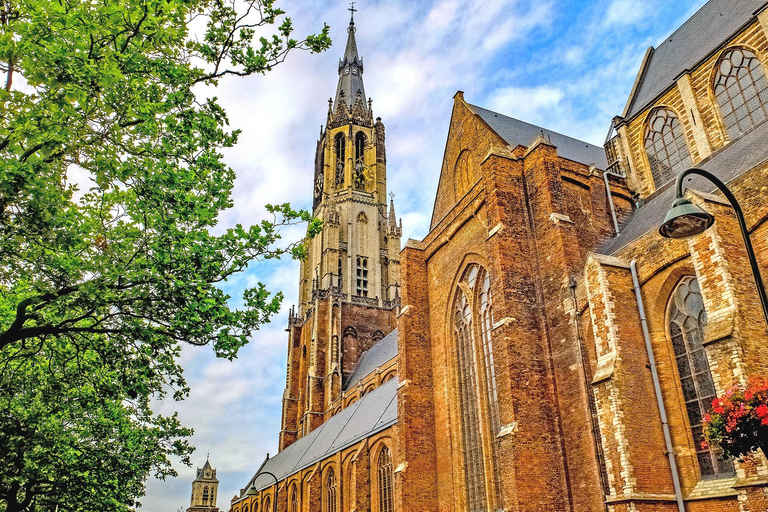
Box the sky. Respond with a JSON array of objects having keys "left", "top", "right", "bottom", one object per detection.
[{"left": 142, "top": 0, "right": 710, "bottom": 510}]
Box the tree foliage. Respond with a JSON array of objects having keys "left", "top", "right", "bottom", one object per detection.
[{"left": 0, "top": 0, "right": 329, "bottom": 510}]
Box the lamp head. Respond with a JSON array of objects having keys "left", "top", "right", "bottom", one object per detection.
[
  {"left": 245, "top": 487, "right": 258, "bottom": 496},
  {"left": 659, "top": 197, "right": 715, "bottom": 239}
]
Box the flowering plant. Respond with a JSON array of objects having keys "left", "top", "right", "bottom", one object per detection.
[{"left": 703, "top": 377, "right": 768, "bottom": 458}]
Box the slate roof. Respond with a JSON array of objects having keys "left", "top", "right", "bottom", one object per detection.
[
  {"left": 344, "top": 328, "right": 398, "bottom": 391},
  {"left": 334, "top": 18, "right": 366, "bottom": 110},
  {"left": 624, "top": 0, "right": 768, "bottom": 120},
  {"left": 599, "top": 119, "right": 768, "bottom": 255},
  {"left": 466, "top": 103, "right": 609, "bottom": 169},
  {"left": 242, "top": 378, "right": 398, "bottom": 494}
]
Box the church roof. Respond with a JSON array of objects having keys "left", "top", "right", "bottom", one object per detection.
[
  {"left": 623, "top": 0, "right": 768, "bottom": 120},
  {"left": 344, "top": 328, "right": 398, "bottom": 391},
  {"left": 599, "top": 118, "right": 768, "bottom": 255},
  {"left": 244, "top": 378, "right": 398, "bottom": 493},
  {"left": 334, "top": 16, "right": 366, "bottom": 110},
  {"left": 466, "top": 103, "right": 609, "bottom": 169}
]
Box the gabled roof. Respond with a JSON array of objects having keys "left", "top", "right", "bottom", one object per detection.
[
  {"left": 344, "top": 328, "right": 397, "bottom": 391},
  {"left": 466, "top": 103, "right": 609, "bottom": 169},
  {"left": 599, "top": 118, "right": 768, "bottom": 255},
  {"left": 623, "top": 0, "right": 768, "bottom": 120},
  {"left": 243, "top": 378, "right": 398, "bottom": 493}
]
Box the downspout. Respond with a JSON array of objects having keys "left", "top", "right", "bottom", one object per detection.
[
  {"left": 603, "top": 170, "right": 623, "bottom": 235},
  {"left": 630, "top": 260, "right": 685, "bottom": 512}
]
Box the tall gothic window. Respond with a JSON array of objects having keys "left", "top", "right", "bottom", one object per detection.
[
  {"left": 356, "top": 257, "right": 368, "bottom": 297},
  {"left": 453, "top": 264, "right": 500, "bottom": 512},
  {"left": 290, "top": 484, "right": 299, "bottom": 512},
  {"left": 377, "top": 446, "right": 394, "bottom": 512},
  {"left": 325, "top": 469, "right": 337, "bottom": 512},
  {"left": 253, "top": 503, "right": 259, "bottom": 512},
  {"left": 644, "top": 108, "right": 692, "bottom": 188},
  {"left": 714, "top": 47, "right": 768, "bottom": 139},
  {"left": 668, "top": 277, "right": 733, "bottom": 478},
  {"left": 263, "top": 496, "right": 271, "bottom": 512},
  {"left": 335, "top": 133, "right": 345, "bottom": 185},
  {"left": 202, "top": 486, "right": 209, "bottom": 505},
  {"left": 355, "top": 132, "right": 366, "bottom": 162}
]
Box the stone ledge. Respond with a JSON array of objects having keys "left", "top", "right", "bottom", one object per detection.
[
  {"left": 685, "top": 476, "right": 738, "bottom": 500},
  {"left": 604, "top": 493, "right": 677, "bottom": 504},
  {"left": 703, "top": 309, "right": 735, "bottom": 345},
  {"left": 592, "top": 354, "right": 616, "bottom": 384}
]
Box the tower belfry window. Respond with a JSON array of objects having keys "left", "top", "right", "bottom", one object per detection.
[
  {"left": 355, "top": 132, "right": 365, "bottom": 163},
  {"left": 335, "top": 133, "right": 345, "bottom": 185},
  {"left": 356, "top": 257, "right": 368, "bottom": 297}
]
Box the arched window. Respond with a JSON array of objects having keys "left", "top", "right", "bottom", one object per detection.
[
  {"left": 263, "top": 496, "right": 271, "bottom": 512},
  {"left": 325, "top": 469, "right": 337, "bottom": 512},
  {"left": 453, "top": 263, "right": 500, "bottom": 511},
  {"left": 290, "top": 484, "right": 299, "bottom": 512},
  {"left": 253, "top": 502, "right": 259, "bottom": 512},
  {"left": 668, "top": 277, "right": 733, "bottom": 478},
  {"left": 377, "top": 447, "right": 394, "bottom": 512},
  {"left": 335, "top": 133, "right": 345, "bottom": 185},
  {"left": 644, "top": 108, "right": 692, "bottom": 188},
  {"left": 714, "top": 47, "right": 768, "bottom": 139},
  {"left": 372, "top": 330, "right": 384, "bottom": 343},
  {"left": 243, "top": 506, "right": 249, "bottom": 512},
  {"left": 355, "top": 132, "right": 366, "bottom": 163}
]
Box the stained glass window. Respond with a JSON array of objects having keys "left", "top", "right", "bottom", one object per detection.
[
  {"left": 668, "top": 277, "right": 733, "bottom": 478},
  {"left": 714, "top": 48, "right": 768, "bottom": 139},
  {"left": 378, "top": 447, "right": 394, "bottom": 512},
  {"left": 644, "top": 108, "right": 692, "bottom": 188}
]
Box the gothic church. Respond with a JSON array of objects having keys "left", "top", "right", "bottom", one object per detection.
[{"left": 229, "top": 1, "right": 768, "bottom": 510}]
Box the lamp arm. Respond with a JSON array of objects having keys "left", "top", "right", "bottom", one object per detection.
[{"left": 675, "top": 168, "right": 768, "bottom": 327}]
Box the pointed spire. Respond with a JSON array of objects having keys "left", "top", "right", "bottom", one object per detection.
[
  {"left": 388, "top": 192, "right": 397, "bottom": 228},
  {"left": 334, "top": 4, "right": 366, "bottom": 111}
]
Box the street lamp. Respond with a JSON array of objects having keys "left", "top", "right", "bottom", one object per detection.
[
  {"left": 246, "top": 470, "right": 279, "bottom": 512},
  {"left": 659, "top": 167, "right": 768, "bottom": 326}
]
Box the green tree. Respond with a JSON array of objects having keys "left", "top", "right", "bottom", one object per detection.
[{"left": 0, "top": 0, "right": 329, "bottom": 511}]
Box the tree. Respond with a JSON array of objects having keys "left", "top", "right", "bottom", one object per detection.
[{"left": 0, "top": 0, "right": 329, "bottom": 511}]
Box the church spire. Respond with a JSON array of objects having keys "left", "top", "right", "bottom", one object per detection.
[{"left": 334, "top": 4, "right": 366, "bottom": 111}]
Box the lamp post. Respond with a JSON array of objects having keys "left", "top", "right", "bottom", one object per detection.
[
  {"left": 659, "top": 167, "right": 768, "bottom": 327},
  {"left": 246, "top": 470, "right": 279, "bottom": 512}
]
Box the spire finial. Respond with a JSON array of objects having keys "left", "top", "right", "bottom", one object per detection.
[
  {"left": 389, "top": 192, "right": 395, "bottom": 201},
  {"left": 348, "top": 2, "right": 357, "bottom": 24}
]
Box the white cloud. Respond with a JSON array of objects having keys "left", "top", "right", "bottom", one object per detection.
[
  {"left": 605, "top": 0, "right": 648, "bottom": 27},
  {"left": 486, "top": 85, "right": 565, "bottom": 126}
]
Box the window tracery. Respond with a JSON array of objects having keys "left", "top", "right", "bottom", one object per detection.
[
  {"left": 290, "top": 484, "right": 299, "bottom": 512},
  {"left": 452, "top": 263, "right": 500, "bottom": 511},
  {"left": 377, "top": 446, "right": 394, "bottom": 512},
  {"left": 714, "top": 47, "right": 768, "bottom": 139},
  {"left": 668, "top": 277, "right": 733, "bottom": 478},
  {"left": 356, "top": 257, "right": 368, "bottom": 297},
  {"left": 325, "top": 469, "right": 337, "bottom": 512},
  {"left": 335, "top": 133, "right": 345, "bottom": 185},
  {"left": 644, "top": 108, "right": 692, "bottom": 188}
]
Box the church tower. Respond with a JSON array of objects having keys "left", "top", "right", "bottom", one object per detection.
[
  {"left": 280, "top": 10, "right": 402, "bottom": 450},
  {"left": 187, "top": 458, "right": 220, "bottom": 512}
]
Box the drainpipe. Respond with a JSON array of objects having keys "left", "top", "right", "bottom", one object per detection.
[
  {"left": 630, "top": 260, "right": 685, "bottom": 512},
  {"left": 604, "top": 170, "right": 623, "bottom": 236}
]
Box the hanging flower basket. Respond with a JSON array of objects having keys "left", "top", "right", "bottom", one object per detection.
[{"left": 703, "top": 377, "right": 768, "bottom": 458}]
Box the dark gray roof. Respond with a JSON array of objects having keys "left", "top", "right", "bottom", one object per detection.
[
  {"left": 334, "top": 19, "right": 366, "bottom": 110},
  {"left": 599, "top": 119, "right": 768, "bottom": 255},
  {"left": 624, "top": 0, "right": 767, "bottom": 120},
  {"left": 243, "top": 378, "right": 398, "bottom": 493},
  {"left": 467, "top": 103, "right": 609, "bottom": 169},
  {"left": 344, "top": 328, "right": 397, "bottom": 391}
]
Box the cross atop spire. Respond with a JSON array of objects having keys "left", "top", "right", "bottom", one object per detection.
[{"left": 348, "top": 2, "right": 357, "bottom": 23}]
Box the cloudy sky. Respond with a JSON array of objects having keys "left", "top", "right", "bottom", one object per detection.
[{"left": 143, "top": 0, "right": 709, "bottom": 509}]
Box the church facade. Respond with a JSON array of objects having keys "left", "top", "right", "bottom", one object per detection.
[{"left": 228, "top": 1, "right": 768, "bottom": 510}]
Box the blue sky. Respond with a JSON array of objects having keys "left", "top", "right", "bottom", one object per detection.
[{"left": 142, "top": 0, "right": 709, "bottom": 510}]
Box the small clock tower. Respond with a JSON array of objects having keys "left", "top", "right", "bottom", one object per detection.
[{"left": 187, "top": 458, "right": 219, "bottom": 512}]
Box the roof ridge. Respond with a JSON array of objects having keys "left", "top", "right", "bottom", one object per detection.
[{"left": 466, "top": 102, "right": 603, "bottom": 149}]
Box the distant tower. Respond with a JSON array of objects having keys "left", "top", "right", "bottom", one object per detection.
[{"left": 187, "top": 458, "right": 220, "bottom": 512}]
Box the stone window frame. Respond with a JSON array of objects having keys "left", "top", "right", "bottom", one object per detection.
[
  {"left": 665, "top": 276, "right": 734, "bottom": 480},
  {"left": 289, "top": 482, "right": 299, "bottom": 512},
  {"left": 324, "top": 467, "right": 338, "bottom": 512},
  {"left": 711, "top": 46, "right": 768, "bottom": 141},
  {"left": 449, "top": 261, "right": 501, "bottom": 512},
  {"left": 643, "top": 107, "right": 692, "bottom": 189},
  {"left": 375, "top": 444, "right": 394, "bottom": 512},
  {"left": 335, "top": 133, "right": 346, "bottom": 185},
  {"left": 262, "top": 495, "right": 271, "bottom": 512},
  {"left": 356, "top": 257, "right": 369, "bottom": 297}
]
